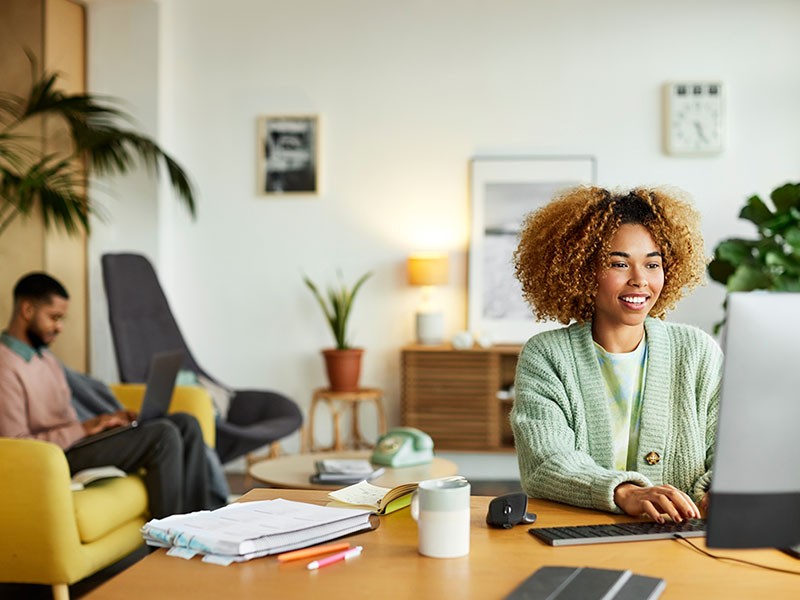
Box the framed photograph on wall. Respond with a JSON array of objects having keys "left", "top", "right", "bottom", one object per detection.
[
  {"left": 257, "top": 115, "right": 319, "bottom": 195},
  {"left": 468, "top": 156, "right": 597, "bottom": 344}
]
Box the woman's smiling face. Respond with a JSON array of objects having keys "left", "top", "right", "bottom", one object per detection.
[{"left": 593, "top": 223, "right": 664, "bottom": 336}]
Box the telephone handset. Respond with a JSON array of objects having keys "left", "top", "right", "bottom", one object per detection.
[{"left": 371, "top": 427, "right": 434, "bottom": 467}]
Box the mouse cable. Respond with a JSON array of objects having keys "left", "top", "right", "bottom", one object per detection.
[{"left": 673, "top": 534, "right": 800, "bottom": 576}]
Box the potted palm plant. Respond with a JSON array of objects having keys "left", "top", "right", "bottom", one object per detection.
[
  {"left": 0, "top": 57, "right": 195, "bottom": 238},
  {"left": 303, "top": 270, "right": 372, "bottom": 391},
  {"left": 708, "top": 182, "right": 800, "bottom": 332}
]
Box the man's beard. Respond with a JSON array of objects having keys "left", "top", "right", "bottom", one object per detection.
[{"left": 26, "top": 327, "right": 48, "bottom": 350}]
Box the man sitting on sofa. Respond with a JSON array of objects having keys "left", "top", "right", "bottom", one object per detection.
[
  {"left": 0, "top": 272, "right": 213, "bottom": 518},
  {"left": 66, "top": 366, "right": 230, "bottom": 508}
]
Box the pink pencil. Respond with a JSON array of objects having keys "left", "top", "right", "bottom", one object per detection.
[{"left": 307, "top": 546, "right": 363, "bottom": 570}]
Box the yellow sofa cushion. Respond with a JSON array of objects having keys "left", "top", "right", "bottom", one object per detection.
[{"left": 72, "top": 475, "right": 148, "bottom": 543}]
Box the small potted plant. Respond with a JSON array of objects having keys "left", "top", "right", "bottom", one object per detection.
[
  {"left": 708, "top": 182, "right": 800, "bottom": 332},
  {"left": 303, "top": 270, "right": 372, "bottom": 391}
]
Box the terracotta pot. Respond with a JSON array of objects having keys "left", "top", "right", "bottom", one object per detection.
[{"left": 322, "top": 348, "right": 363, "bottom": 392}]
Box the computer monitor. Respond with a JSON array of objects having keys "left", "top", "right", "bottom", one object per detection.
[{"left": 707, "top": 292, "right": 800, "bottom": 551}]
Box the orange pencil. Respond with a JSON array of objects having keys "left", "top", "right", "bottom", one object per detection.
[{"left": 276, "top": 542, "right": 351, "bottom": 563}]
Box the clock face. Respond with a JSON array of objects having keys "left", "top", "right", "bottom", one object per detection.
[{"left": 664, "top": 82, "right": 724, "bottom": 155}]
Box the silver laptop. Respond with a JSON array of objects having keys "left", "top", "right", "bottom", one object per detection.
[{"left": 68, "top": 350, "right": 184, "bottom": 449}]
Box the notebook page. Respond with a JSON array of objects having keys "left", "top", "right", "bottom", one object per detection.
[{"left": 327, "top": 480, "right": 393, "bottom": 509}]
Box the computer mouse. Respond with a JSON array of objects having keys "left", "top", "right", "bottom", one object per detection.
[{"left": 486, "top": 492, "right": 537, "bottom": 529}]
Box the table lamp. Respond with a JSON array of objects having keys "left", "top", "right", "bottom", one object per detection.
[{"left": 407, "top": 252, "right": 449, "bottom": 345}]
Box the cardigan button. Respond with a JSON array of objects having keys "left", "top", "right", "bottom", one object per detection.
[{"left": 644, "top": 451, "right": 661, "bottom": 465}]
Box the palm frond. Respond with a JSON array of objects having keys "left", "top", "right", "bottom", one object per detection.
[
  {"left": 0, "top": 94, "right": 23, "bottom": 124},
  {"left": 38, "top": 184, "right": 90, "bottom": 233},
  {"left": 76, "top": 129, "right": 196, "bottom": 215},
  {"left": 45, "top": 95, "right": 197, "bottom": 215},
  {"left": 0, "top": 154, "right": 90, "bottom": 234},
  {"left": 0, "top": 132, "right": 41, "bottom": 168},
  {"left": 0, "top": 52, "right": 196, "bottom": 236}
]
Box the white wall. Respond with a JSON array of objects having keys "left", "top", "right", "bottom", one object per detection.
[
  {"left": 86, "top": 0, "right": 161, "bottom": 382},
  {"left": 87, "top": 0, "right": 800, "bottom": 451}
]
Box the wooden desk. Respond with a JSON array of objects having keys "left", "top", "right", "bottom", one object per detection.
[
  {"left": 85, "top": 490, "right": 799, "bottom": 600},
  {"left": 247, "top": 450, "right": 458, "bottom": 490}
]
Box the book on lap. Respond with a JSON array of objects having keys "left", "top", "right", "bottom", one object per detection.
[{"left": 70, "top": 465, "right": 127, "bottom": 491}]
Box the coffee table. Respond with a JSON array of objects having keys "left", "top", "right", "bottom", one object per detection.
[{"left": 248, "top": 450, "right": 458, "bottom": 490}]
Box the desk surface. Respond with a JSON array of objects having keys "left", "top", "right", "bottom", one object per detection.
[
  {"left": 86, "top": 489, "right": 799, "bottom": 600},
  {"left": 248, "top": 450, "right": 458, "bottom": 490}
]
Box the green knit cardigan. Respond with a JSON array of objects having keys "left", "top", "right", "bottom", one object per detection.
[{"left": 511, "top": 317, "right": 723, "bottom": 513}]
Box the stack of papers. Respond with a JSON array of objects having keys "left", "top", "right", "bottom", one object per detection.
[
  {"left": 310, "top": 458, "right": 386, "bottom": 485},
  {"left": 141, "top": 498, "right": 374, "bottom": 565}
]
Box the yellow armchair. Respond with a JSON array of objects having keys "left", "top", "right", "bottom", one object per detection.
[{"left": 0, "top": 385, "right": 215, "bottom": 600}]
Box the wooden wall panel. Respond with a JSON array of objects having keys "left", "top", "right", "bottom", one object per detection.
[
  {"left": 43, "top": 0, "right": 87, "bottom": 371},
  {"left": 0, "top": 0, "right": 87, "bottom": 371},
  {"left": 0, "top": 0, "right": 47, "bottom": 326}
]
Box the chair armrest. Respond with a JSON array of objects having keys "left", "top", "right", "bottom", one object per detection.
[
  {"left": 110, "top": 384, "right": 216, "bottom": 447},
  {"left": 0, "top": 438, "right": 85, "bottom": 583}
]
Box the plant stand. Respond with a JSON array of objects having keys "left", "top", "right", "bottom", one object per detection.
[{"left": 307, "top": 387, "right": 387, "bottom": 451}]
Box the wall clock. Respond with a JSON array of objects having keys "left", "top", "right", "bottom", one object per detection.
[{"left": 663, "top": 81, "right": 724, "bottom": 156}]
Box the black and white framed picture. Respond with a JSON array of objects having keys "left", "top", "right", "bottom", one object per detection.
[
  {"left": 257, "top": 115, "right": 319, "bottom": 195},
  {"left": 468, "top": 156, "right": 597, "bottom": 343}
]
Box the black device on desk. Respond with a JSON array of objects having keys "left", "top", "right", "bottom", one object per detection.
[
  {"left": 706, "top": 292, "right": 800, "bottom": 557},
  {"left": 486, "top": 492, "right": 537, "bottom": 529}
]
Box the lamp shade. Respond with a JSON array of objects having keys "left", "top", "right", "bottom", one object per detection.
[{"left": 407, "top": 253, "right": 448, "bottom": 286}]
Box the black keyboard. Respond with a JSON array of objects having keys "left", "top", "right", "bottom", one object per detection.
[{"left": 529, "top": 518, "right": 707, "bottom": 546}]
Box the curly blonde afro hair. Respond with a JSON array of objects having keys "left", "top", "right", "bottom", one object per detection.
[{"left": 513, "top": 186, "right": 706, "bottom": 324}]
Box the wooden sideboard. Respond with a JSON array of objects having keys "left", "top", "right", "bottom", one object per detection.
[{"left": 400, "top": 344, "right": 521, "bottom": 451}]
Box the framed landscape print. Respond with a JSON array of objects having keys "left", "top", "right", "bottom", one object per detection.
[
  {"left": 467, "top": 156, "right": 597, "bottom": 343},
  {"left": 257, "top": 115, "right": 319, "bottom": 195}
]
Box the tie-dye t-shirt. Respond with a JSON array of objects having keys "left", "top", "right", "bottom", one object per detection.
[{"left": 593, "top": 337, "right": 648, "bottom": 471}]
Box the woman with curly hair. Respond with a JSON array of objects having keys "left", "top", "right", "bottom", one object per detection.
[{"left": 510, "top": 186, "right": 722, "bottom": 523}]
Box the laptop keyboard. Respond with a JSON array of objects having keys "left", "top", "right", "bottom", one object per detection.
[{"left": 529, "top": 518, "right": 707, "bottom": 546}]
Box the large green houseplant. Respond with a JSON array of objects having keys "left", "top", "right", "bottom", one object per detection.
[
  {"left": 708, "top": 182, "right": 800, "bottom": 331},
  {"left": 304, "top": 270, "right": 372, "bottom": 391},
  {"left": 0, "top": 58, "right": 195, "bottom": 237}
]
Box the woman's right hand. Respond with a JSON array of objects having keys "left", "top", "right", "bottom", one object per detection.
[{"left": 613, "top": 482, "right": 700, "bottom": 523}]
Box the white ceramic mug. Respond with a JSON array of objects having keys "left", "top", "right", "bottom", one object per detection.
[{"left": 410, "top": 476, "right": 471, "bottom": 558}]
